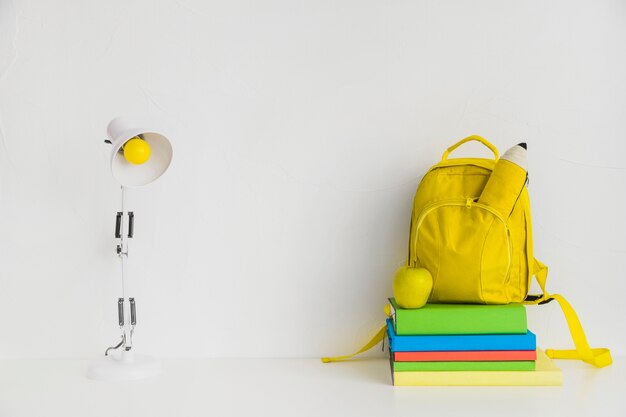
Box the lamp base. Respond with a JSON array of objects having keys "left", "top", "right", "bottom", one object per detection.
[{"left": 87, "top": 351, "right": 161, "bottom": 381}]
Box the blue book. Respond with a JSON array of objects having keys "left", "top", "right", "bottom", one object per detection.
[{"left": 386, "top": 319, "right": 536, "bottom": 352}]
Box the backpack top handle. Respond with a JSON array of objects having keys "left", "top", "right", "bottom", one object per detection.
[{"left": 441, "top": 135, "right": 500, "bottom": 161}]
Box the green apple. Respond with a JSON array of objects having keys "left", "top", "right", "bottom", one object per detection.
[{"left": 393, "top": 266, "right": 433, "bottom": 309}]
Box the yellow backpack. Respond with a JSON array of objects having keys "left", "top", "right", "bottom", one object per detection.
[{"left": 323, "top": 135, "right": 612, "bottom": 367}]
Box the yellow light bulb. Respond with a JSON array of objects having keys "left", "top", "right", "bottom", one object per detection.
[{"left": 123, "top": 137, "right": 151, "bottom": 164}]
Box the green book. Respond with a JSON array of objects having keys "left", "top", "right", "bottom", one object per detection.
[
  {"left": 389, "top": 298, "right": 527, "bottom": 335},
  {"left": 394, "top": 360, "right": 535, "bottom": 372}
]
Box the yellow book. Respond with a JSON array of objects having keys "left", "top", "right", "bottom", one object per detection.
[{"left": 393, "top": 350, "right": 562, "bottom": 386}]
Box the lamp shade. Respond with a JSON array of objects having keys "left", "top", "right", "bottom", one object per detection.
[{"left": 106, "top": 117, "right": 173, "bottom": 187}]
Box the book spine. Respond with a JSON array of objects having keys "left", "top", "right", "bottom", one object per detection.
[
  {"left": 394, "top": 350, "right": 537, "bottom": 362},
  {"left": 387, "top": 321, "right": 537, "bottom": 352},
  {"left": 393, "top": 360, "right": 536, "bottom": 372},
  {"left": 393, "top": 370, "right": 562, "bottom": 386},
  {"left": 395, "top": 307, "right": 527, "bottom": 335}
]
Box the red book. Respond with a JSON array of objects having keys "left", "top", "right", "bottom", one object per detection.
[{"left": 394, "top": 350, "right": 537, "bottom": 362}]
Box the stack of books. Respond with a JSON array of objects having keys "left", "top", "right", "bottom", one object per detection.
[{"left": 387, "top": 298, "right": 562, "bottom": 386}]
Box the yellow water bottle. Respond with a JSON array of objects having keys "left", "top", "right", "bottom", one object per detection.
[{"left": 478, "top": 143, "right": 528, "bottom": 218}]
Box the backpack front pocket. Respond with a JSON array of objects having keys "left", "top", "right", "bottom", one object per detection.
[{"left": 411, "top": 199, "right": 512, "bottom": 304}]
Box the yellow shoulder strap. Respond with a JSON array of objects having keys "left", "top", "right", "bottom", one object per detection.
[
  {"left": 527, "top": 258, "right": 612, "bottom": 368},
  {"left": 321, "top": 305, "right": 390, "bottom": 363},
  {"left": 321, "top": 324, "right": 387, "bottom": 363}
]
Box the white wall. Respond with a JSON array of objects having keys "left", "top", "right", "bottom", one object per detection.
[{"left": 0, "top": 0, "right": 624, "bottom": 359}]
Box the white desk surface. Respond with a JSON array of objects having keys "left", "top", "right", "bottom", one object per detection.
[{"left": 0, "top": 356, "right": 623, "bottom": 417}]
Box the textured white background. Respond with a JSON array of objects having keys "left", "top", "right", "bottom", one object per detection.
[{"left": 0, "top": 0, "right": 624, "bottom": 359}]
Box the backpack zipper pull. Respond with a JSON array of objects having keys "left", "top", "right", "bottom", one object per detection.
[{"left": 466, "top": 198, "right": 473, "bottom": 208}]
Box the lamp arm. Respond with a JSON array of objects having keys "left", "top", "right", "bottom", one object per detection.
[{"left": 106, "top": 186, "right": 136, "bottom": 355}]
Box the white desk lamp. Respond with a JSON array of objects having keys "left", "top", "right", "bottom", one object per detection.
[{"left": 87, "top": 117, "right": 173, "bottom": 381}]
